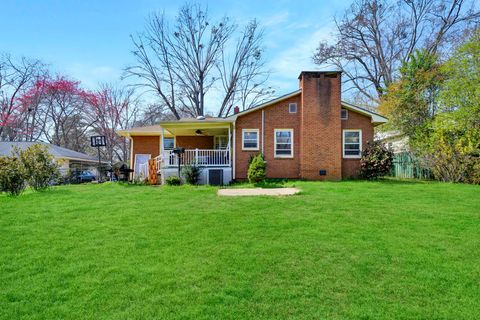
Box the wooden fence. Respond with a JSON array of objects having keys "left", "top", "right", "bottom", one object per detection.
[{"left": 389, "top": 152, "right": 432, "bottom": 179}]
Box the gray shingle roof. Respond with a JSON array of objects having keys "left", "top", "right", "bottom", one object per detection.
[{"left": 0, "top": 142, "right": 98, "bottom": 162}]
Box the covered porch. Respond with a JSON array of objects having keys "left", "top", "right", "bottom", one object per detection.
[{"left": 135, "top": 118, "right": 235, "bottom": 185}]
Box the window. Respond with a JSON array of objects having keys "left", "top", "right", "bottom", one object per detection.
[
  {"left": 242, "top": 129, "right": 259, "bottom": 150},
  {"left": 163, "top": 137, "right": 175, "bottom": 150},
  {"left": 274, "top": 129, "right": 293, "bottom": 158},
  {"left": 289, "top": 103, "right": 297, "bottom": 113},
  {"left": 343, "top": 130, "right": 362, "bottom": 158},
  {"left": 341, "top": 108, "right": 348, "bottom": 120},
  {"left": 214, "top": 135, "right": 228, "bottom": 150}
]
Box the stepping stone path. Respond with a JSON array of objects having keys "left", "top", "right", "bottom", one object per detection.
[{"left": 217, "top": 187, "right": 300, "bottom": 196}]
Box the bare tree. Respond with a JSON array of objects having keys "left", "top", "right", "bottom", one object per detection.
[
  {"left": 313, "top": 0, "right": 480, "bottom": 103},
  {"left": 87, "top": 84, "right": 140, "bottom": 163},
  {"left": 216, "top": 19, "right": 273, "bottom": 117},
  {"left": 126, "top": 3, "right": 271, "bottom": 118},
  {"left": 0, "top": 53, "right": 46, "bottom": 141}
]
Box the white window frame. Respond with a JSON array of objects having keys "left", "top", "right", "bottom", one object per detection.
[
  {"left": 341, "top": 108, "right": 348, "bottom": 120},
  {"left": 242, "top": 129, "right": 259, "bottom": 151},
  {"left": 289, "top": 103, "right": 297, "bottom": 114},
  {"left": 274, "top": 129, "right": 294, "bottom": 158},
  {"left": 163, "top": 137, "right": 175, "bottom": 150},
  {"left": 214, "top": 135, "right": 228, "bottom": 150},
  {"left": 343, "top": 129, "right": 362, "bottom": 158}
]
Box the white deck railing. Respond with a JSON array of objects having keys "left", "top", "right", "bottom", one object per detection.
[{"left": 160, "top": 149, "right": 230, "bottom": 168}]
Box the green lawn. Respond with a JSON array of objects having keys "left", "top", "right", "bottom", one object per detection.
[{"left": 1, "top": 180, "right": 479, "bottom": 319}]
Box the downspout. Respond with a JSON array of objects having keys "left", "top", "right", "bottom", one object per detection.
[
  {"left": 261, "top": 110, "right": 265, "bottom": 154},
  {"left": 232, "top": 122, "right": 236, "bottom": 180}
]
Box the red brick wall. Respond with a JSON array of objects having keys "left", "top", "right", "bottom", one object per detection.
[
  {"left": 176, "top": 136, "right": 214, "bottom": 149},
  {"left": 341, "top": 109, "right": 375, "bottom": 178},
  {"left": 234, "top": 94, "right": 301, "bottom": 179},
  {"left": 299, "top": 72, "right": 342, "bottom": 180},
  {"left": 131, "top": 136, "right": 160, "bottom": 169}
]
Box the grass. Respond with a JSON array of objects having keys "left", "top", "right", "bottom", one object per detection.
[{"left": 1, "top": 180, "right": 479, "bottom": 319}]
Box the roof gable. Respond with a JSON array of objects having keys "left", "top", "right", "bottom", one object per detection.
[
  {"left": 226, "top": 90, "right": 301, "bottom": 119},
  {"left": 341, "top": 101, "right": 388, "bottom": 125}
]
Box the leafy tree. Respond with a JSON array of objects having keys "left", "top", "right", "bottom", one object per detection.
[
  {"left": 424, "top": 30, "right": 480, "bottom": 183},
  {"left": 247, "top": 153, "right": 266, "bottom": 183},
  {"left": 379, "top": 49, "right": 444, "bottom": 144},
  {"left": 380, "top": 30, "right": 480, "bottom": 184},
  {"left": 17, "top": 144, "right": 59, "bottom": 191},
  {"left": 360, "top": 141, "right": 394, "bottom": 180},
  {"left": 0, "top": 156, "right": 26, "bottom": 196}
]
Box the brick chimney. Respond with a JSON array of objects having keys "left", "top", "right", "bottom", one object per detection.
[
  {"left": 298, "top": 71, "right": 342, "bottom": 180},
  {"left": 233, "top": 106, "right": 240, "bottom": 114}
]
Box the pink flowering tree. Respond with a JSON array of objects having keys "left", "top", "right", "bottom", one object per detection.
[{"left": 0, "top": 54, "right": 46, "bottom": 141}]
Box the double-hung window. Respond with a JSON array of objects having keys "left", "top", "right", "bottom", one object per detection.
[
  {"left": 214, "top": 135, "right": 228, "bottom": 150},
  {"left": 343, "top": 130, "right": 362, "bottom": 158},
  {"left": 163, "top": 137, "right": 175, "bottom": 150},
  {"left": 274, "top": 129, "right": 293, "bottom": 158},
  {"left": 242, "top": 129, "right": 259, "bottom": 150}
]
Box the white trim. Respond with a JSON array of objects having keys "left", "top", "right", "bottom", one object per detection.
[
  {"left": 162, "top": 136, "right": 175, "bottom": 150},
  {"left": 261, "top": 110, "right": 265, "bottom": 153},
  {"left": 226, "top": 90, "right": 302, "bottom": 120},
  {"left": 341, "top": 101, "right": 388, "bottom": 124},
  {"left": 343, "top": 129, "right": 362, "bottom": 158},
  {"left": 214, "top": 135, "right": 228, "bottom": 150},
  {"left": 242, "top": 129, "right": 259, "bottom": 151},
  {"left": 341, "top": 108, "right": 348, "bottom": 120},
  {"left": 274, "top": 128, "right": 294, "bottom": 158},
  {"left": 289, "top": 103, "right": 297, "bottom": 114},
  {"left": 232, "top": 123, "right": 236, "bottom": 179},
  {"left": 228, "top": 127, "right": 231, "bottom": 169}
]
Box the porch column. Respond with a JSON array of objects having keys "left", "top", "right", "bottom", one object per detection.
[
  {"left": 160, "top": 128, "right": 164, "bottom": 155},
  {"left": 228, "top": 126, "right": 232, "bottom": 166}
]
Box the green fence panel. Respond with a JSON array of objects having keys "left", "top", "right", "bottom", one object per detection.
[{"left": 389, "top": 152, "right": 432, "bottom": 179}]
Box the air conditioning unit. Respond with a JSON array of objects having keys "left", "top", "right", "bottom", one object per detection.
[{"left": 208, "top": 169, "right": 223, "bottom": 185}]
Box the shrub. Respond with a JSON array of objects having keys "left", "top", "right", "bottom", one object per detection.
[
  {"left": 247, "top": 153, "right": 267, "bottom": 183},
  {"left": 166, "top": 175, "right": 181, "bottom": 186},
  {"left": 17, "top": 144, "right": 60, "bottom": 191},
  {"left": 181, "top": 163, "right": 202, "bottom": 185},
  {"left": 0, "top": 156, "right": 26, "bottom": 196},
  {"left": 360, "top": 141, "right": 394, "bottom": 180}
]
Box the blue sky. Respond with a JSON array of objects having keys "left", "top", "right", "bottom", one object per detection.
[{"left": 3, "top": 0, "right": 350, "bottom": 112}]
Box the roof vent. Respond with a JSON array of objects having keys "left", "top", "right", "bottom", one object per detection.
[{"left": 196, "top": 116, "right": 205, "bottom": 120}]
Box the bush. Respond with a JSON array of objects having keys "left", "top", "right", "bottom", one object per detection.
[
  {"left": 247, "top": 153, "right": 267, "bottom": 183},
  {"left": 181, "top": 163, "right": 202, "bottom": 185},
  {"left": 0, "top": 156, "right": 27, "bottom": 196},
  {"left": 17, "top": 144, "right": 60, "bottom": 191},
  {"left": 166, "top": 175, "right": 181, "bottom": 186},
  {"left": 360, "top": 141, "right": 394, "bottom": 180}
]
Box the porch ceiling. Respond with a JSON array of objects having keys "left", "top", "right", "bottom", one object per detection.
[
  {"left": 164, "top": 126, "right": 229, "bottom": 136},
  {"left": 160, "top": 122, "right": 231, "bottom": 136}
]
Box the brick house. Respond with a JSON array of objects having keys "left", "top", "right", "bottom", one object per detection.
[{"left": 118, "top": 71, "right": 387, "bottom": 184}]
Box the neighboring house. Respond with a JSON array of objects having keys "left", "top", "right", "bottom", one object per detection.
[
  {"left": 118, "top": 71, "right": 387, "bottom": 184},
  {"left": 375, "top": 130, "right": 409, "bottom": 154},
  {"left": 0, "top": 141, "right": 103, "bottom": 176}
]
